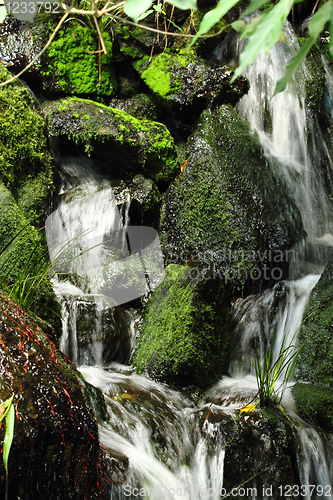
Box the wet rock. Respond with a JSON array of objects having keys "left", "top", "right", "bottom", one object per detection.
[
  {"left": 134, "top": 51, "right": 249, "bottom": 117},
  {"left": 132, "top": 264, "right": 231, "bottom": 390},
  {"left": 160, "top": 105, "right": 306, "bottom": 293},
  {"left": 0, "top": 293, "right": 101, "bottom": 499},
  {"left": 109, "top": 94, "right": 159, "bottom": 121},
  {"left": 43, "top": 97, "right": 178, "bottom": 182},
  {"left": 295, "top": 255, "right": 333, "bottom": 385}
]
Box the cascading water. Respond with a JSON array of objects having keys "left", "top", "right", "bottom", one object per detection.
[{"left": 47, "top": 21, "right": 333, "bottom": 500}]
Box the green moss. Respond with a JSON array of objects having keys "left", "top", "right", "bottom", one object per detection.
[
  {"left": 295, "top": 257, "right": 333, "bottom": 385},
  {"left": 132, "top": 264, "right": 231, "bottom": 390},
  {"left": 303, "top": 38, "right": 330, "bottom": 112},
  {"left": 293, "top": 383, "right": 333, "bottom": 432},
  {"left": 0, "top": 66, "right": 53, "bottom": 193},
  {"left": 0, "top": 184, "right": 61, "bottom": 331},
  {"left": 139, "top": 51, "right": 196, "bottom": 98},
  {"left": 161, "top": 105, "right": 304, "bottom": 289},
  {"left": 44, "top": 97, "right": 178, "bottom": 181},
  {"left": 44, "top": 22, "right": 115, "bottom": 96}
]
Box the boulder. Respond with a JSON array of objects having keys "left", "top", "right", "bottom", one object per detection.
[
  {"left": 43, "top": 97, "right": 178, "bottom": 182},
  {"left": 295, "top": 256, "right": 333, "bottom": 385},
  {"left": 160, "top": 105, "right": 306, "bottom": 292},
  {"left": 0, "top": 66, "right": 53, "bottom": 219},
  {"left": 0, "top": 293, "right": 100, "bottom": 499},
  {"left": 292, "top": 383, "right": 333, "bottom": 433},
  {"left": 132, "top": 264, "right": 231, "bottom": 390},
  {"left": 134, "top": 51, "right": 249, "bottom": 117}
]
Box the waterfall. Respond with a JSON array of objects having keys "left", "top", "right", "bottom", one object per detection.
[
  {"left": 46, "top": 157, "right": 164, "bottom": 365},
  {"left": 45, "top": 21, "right": 333, "bottom": 500}
]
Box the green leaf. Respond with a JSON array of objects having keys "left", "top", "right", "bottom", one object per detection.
[
  {"left": 308, "top": 0, "right": 333, "bottom": 39},
  {"left": 239, "top": 12, "right": 267, "bottom": 40},
  {"left": 123, "top": 0, "right": 153, "bottom": 22},
  {"left": 231, "top": 20, "right": 247, "bottom": 34},
  {"left": 242, "top": 0, "right": 271, "bottom": 17},
  {"left": 274, "top": 36, "right": 314, "bottom": 94},
  {"left": 167, "top": 0, "right": 197, "bottom": 9},
  {"left": 0, "top": 3, "right": 6, "bottom": 23},
  {"left": 330, "top": 8, "right": 333, "bottom": 56},
  {"left": 230, "top": 0, "right": 293, "bottom": 83},
  {"left": 137, "top": 9, "right": 154, "bottom": 21},
  {"left": 3, "top": 396, "right": 14, "bottom": 478},
  {"left": 189, "top": 0, "right": 240, "bottom": 47}
]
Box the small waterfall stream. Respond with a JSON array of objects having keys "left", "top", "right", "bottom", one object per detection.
[{"left": 46, "top": 21, "right": 333, "bottom": 500}]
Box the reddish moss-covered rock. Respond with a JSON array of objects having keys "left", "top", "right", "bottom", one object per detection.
[{"left": 0, "top": 293, "right": 101, "bottom": 499}]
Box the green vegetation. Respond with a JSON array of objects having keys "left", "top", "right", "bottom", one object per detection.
[
  {"left": 0, "top": 67, "right": 53, "bottom": 197},
  {"left": 132, "top": 264, "right": 231, "bottom": 390},
  {"left": 293, "top": 383, "right": 333, "bottom": 432},
  {"left": 43, "top": 97, "right": 178, "bottom": 181},
  {"left": 45, "top": 22, "right": 115, "bottom": 96},
  {"left": 254, "top": 328, "right": 307, "bottom": 407},
  {"left": 295, "top": 257, "right": 333, "bottom": 385}
]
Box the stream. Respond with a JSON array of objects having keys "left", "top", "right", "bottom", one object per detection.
[{"left": 45, "top": 21, "right": 333, "bottom": 500}]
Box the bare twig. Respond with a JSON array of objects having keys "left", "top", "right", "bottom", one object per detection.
[{"left": 93, "top": 15, "right": 107, "bottom": 53}]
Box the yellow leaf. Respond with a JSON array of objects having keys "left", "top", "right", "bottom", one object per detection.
[{"left": 239, "top": 404, "right": 256, "bottom": 415}]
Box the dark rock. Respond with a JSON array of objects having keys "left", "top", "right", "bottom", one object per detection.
[
  {"left": 109, "top": 93, "right": 159, "bottom": 121},
  {"left": 160, "top": 105, "right": 306, "bottom": 293}
]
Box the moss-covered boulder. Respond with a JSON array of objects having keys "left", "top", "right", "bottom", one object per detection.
[
  {"left": 295, "top": 257, "right": 333, "bottom": 385},
  {"left": 292, "top": 383, "right": 333, "bottom": 433},
  {"left": 0, "top": 15, "right": 115, "bottom": 98},
  {"left": 132, "top": 264, "right": 231, "bottom": 390},
  {"left": 0, "top": 293, "right": 101, "bottom": 499},
  {"left": 43, "top": 97, "right": 178, "bottom": 181},
  {"left": 43, "top": 21, "right": 115, "bottom": 97},
  {"left": 161, "top": 105, "right": 305, "bottom": 292},
  {"left": 0, "top": 66, "right": 54, "bottom": 219},
  {"left": 134, "top": 51, "right": 249, "bottom": 116},
  {"left": 0, "top": 183, "right": 61, "bottom": 332}
]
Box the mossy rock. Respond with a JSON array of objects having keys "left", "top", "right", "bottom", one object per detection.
[
  {"left": 160, "top": 105, "right": 305, "bottom": 292},
  {"left": 43, "top": 21, "right": 115, "bottom": 96},
  {"left": 132, "top": 264, "right": 231, "bottom": 390},
  {"left": 135, "top": 51, "right": 249, "bottom": 116},
  {"left": 43, "top": 97, "right": 178, "bottom": 181},
  {"left": 292, "top": 383, "right": 333, "bottom": 433},
  {"left": 0, "top": 183, "right": 61, "bottom": 332},
  {"left": 295, "top": 256, "right": 333, "bottom": 385},
  {"left": 0, "top": 293, "right": 101, "bottom": 499},
  {"left": 0, "top": 65, "right": 54, "bottom": 216}
]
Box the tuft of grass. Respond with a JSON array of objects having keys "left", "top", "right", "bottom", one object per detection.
[{"left": 254, "top": 324, "right": 312, "bottom": 407}]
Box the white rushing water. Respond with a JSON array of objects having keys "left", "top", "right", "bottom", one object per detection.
[{"left": 49, "top": 21, "right": 333, "bottom": 500}]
